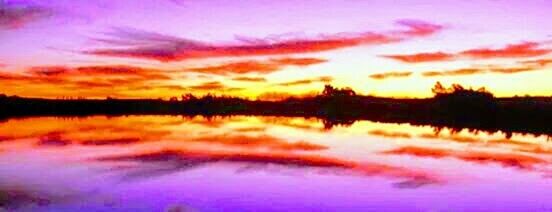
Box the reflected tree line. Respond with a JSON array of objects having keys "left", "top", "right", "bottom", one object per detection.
[{"left": 1, "top": 82, "right": 552, "bottom": 136}]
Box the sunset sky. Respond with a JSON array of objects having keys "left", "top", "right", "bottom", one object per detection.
[{"left": 1, "top": 0, "right": 551, "bottom": 99}]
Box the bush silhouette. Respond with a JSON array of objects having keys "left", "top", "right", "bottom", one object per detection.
[{"left": 431, "top": 82, "right": 498, "bottom": 121}]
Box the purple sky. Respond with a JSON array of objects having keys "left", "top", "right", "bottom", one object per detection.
[{"left": 1, "top": 0, "right": 551, "bottom": 98}]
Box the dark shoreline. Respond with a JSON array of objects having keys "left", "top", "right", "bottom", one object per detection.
[{"left": 2, "top": 92, "right": 552, "bottom": 137}]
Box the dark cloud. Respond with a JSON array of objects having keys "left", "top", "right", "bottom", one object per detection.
[
  {"left": 0, "top": 3, "right": 52, "bottom": 29},
  {"left": 81, "top": 138, "right": 142, "bottom": 146},
  {"left": 97, "top": 149, "right": 441, "bottom": 185}
]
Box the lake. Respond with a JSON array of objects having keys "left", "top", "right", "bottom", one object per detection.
[{"left": 1, "top": 115, "right": 552, "bottom": 211}]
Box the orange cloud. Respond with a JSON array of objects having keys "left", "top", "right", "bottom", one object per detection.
[
  {"left": 187, "top": 57, "right": 326, "bottom": 76},
  {"left": 488, "top": 67, "right": 535, "bottom": 74},
  {"left": 418, "top": 133, "right": 481, "bottom": 143},
  {"left": 368, "top": 129, "right": 412, "bottom": 138},
  {"left": 188, "top": 81, "right": 226, "bottom": 90},
  {"left": 188, "top": 81, "right": 243, "bottom": 92},
  {"left": 383, "top": 146, "right": 546, "bottom": 169},
  {"left": 29, "top": 65, "right": 172, "bottom": 80},
  {"left": 276, "top": 76, "right": 333, "bottom": 86},
  {"left": 382, "top": 52, "right": 454, "bottom": 63},
  {"left": 231, "top": 76, "right": 267, "bottom": 82},
  {"left": 369, "top": 71, "right": 412, "bottom": 80},
  {"left": 461, "top": 42, "right": 551, "bottom": 59},
  {"left": 270, "top": 57, "right": 328, "bottom": 66},
  {"left": 422, "top": 68, "right": 485, "bottom": 77},
  {"left": 84, "top": 20, "right": 443, "bottom": 62},
  {"left": 188, "top": 61, "right": 280, "bottom": 75},
  {"left": 521, "top": 58, "right": 552, "bottom": 67},
  {"left": 421, "top": 58, "right": 552, "bottom": 77},
  {"left": 0, "top": 65, "right": 181, "bottom": 98},
  {"left": 191, "top": 133, "right": 328, "bottom": 151},
  {"left": 383, "top": 41, "right": 551, "bottom": 63}
]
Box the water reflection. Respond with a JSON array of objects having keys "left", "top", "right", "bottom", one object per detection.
[{"left": 1, "top": 116, "right": 552, "bottom": 211}]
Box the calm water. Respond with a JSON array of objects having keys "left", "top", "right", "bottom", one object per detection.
[{"left": 1, "top": 116, "right": 552, "bottom": 211}]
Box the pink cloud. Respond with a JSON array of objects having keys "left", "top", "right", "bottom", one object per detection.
[
  {"left": 383, "top": 41, "right": 551, "bottom": 63},
  {"left": 84, "top": 20, "right": 444, "bottom": 62}
]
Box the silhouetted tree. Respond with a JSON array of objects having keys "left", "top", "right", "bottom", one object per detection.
[
  {"left": 181, "top": 94, "right": 197, "bottom": 101},
  {"left": 322, "top": 85, "right": 356, "bottom": 97},
  {"left": 432, "top": 81, "right": 497, "bottom": 122}
]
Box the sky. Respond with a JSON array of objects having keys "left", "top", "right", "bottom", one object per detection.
[{"left": 0, "top": 0, "right": 551, "bottom": 99}]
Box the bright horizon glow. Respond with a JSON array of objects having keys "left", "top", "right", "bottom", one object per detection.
[{"left": 1, "top": 0, "right": 551, "bottom": 99}]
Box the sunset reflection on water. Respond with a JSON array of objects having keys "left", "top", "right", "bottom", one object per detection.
[{"left": 1, "top": 116, "right": 552, "bottom": 211}]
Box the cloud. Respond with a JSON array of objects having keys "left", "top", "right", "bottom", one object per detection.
[
  {"left": 29, "top": 65, "right": 172, "bottom": 80},
  {"left": 382, "top": 41, "right": 551, "bottom": 63},
  {"left": 188, "top": 81, "right": 226, "bottom": 90},
  {"left": 0, "top": 3, "right": 52, "bottom": 29},
  {"left": 382, "top": 146, "right": 546, "bottom": 169},
  {"left": 393, "top": 19, "right": 444, "bottom": 37},
  {"left": 368, "top": 129, "right": 412, "bottom": 139},
  {"left": 191, "top": 133, "right": 328, "bottom": 151},
  {"left": 488, "top": 67, "right": 535, "bottom": 74},
  {"left": 187, "top": 61, "right": 281, "bottom": 75},
  {"left": 418, "top": 133, "right": 481, "bottom": 143},
  {"left": 231, "top": 76, "right": 267, "bottom": 82},
  {"left": 81, "top": 138, "right": 142, "bottom": 146},
  {"left": 276, "top": 76, "right": 333, "bottom": 86},
  {"left": 461, "top": 42, "right": 551, "bottom": 59},
  {"left": 188, "top": 81, "right": 243, "bottom": 92},
  {"left": 369, "top": 71, "right": 412, "bottom": 80},
  {"left": 381, "top": 52, "right": 454, "bottom": 63},
  {"left": 521, "top": 58, "right": 552, "bottom": 67},
  {"left": 186, "top": 57, "right": 326, "bottom": 76},
  {"left": 270, "top": 57, "right": 328, "bottom": 66},
  {"left": 37, "top": 133, "right": 72, "bottom": 147},
  {"left": 98, "top": 149, "right": 441, "bottom": 184},
  {"left": 0, "top": 65, "right": 180, "bottom": 98},
  {"left": 84, "top": 20, "right": 444, "bottom": 62},
  {"left": 421, "top": 59, "right": 552, "bottom": 77},
  {"left": 422, "top": 68, "right": 486, "bottom": 77}
]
